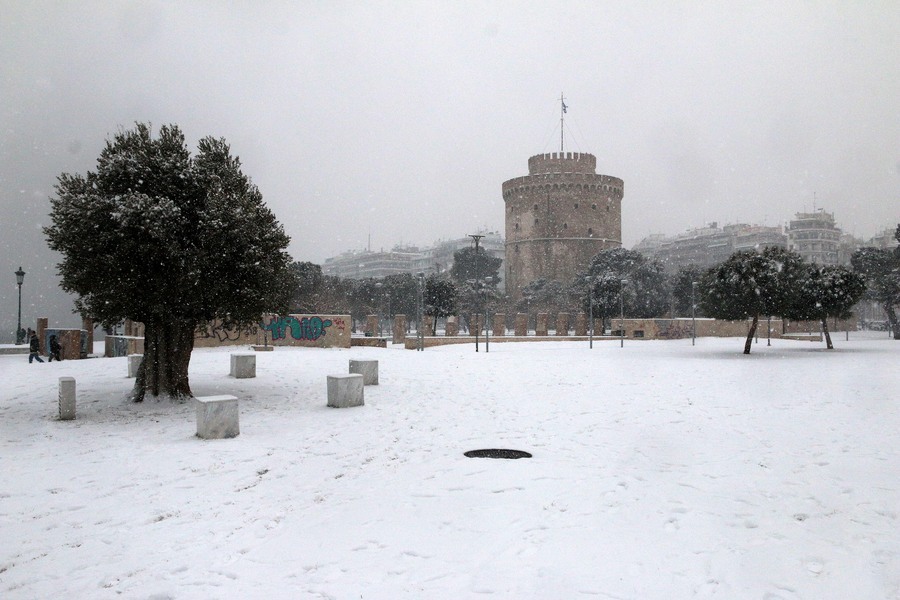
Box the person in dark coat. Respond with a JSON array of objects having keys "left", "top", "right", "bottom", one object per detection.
[
  {"left": 29, "top": 332, "right": 44, "bottom": 363},
  {"left": 48, "top": 335, "right": 62, "bottom": 362}
]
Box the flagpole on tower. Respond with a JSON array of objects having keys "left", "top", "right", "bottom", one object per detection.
[{"left": 560, "top": 92, "right": 567, "bottom": 153}]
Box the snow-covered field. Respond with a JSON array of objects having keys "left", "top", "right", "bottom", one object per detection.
[{"left": 1, "top": 335, "right": 898, "bottom": 599}]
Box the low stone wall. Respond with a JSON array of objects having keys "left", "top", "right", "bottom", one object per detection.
[
  {"left": 106, "top": 335, "right": 144, "bottom": 358},
  {"left": 351, "top": 337, "right": 387, "bottom": 348},
  {"left": 192, "top": 314, "right": 351, "bottom": 349},
  {"left": 45, "top": 329, "right": 88, "bottom": 359}
]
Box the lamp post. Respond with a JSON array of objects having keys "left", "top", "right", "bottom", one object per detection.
[
  {"left": 483, "top": 276, "right": 493, "bottom": 353},
  {"left": 619, "top": 283, "right": 624, "bottom": 348},
  {"left": 468, "top": 234, "right": 484, "bottom": 353},
  {"left": 691, "top": 281, "right": 698, "bottom": 346},
  {"left": 416, "top": 272, "right": 425, "bottom": 351},
  {"left": 374, "top": 282, "right": 383, "bottom": 337},
  {"left": 15, "top": 266, "right": 25, "bottom": 345},
  {"left": 585, "top": 275, "right": 595, "bottom": 349}
]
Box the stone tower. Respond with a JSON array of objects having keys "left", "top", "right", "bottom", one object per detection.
[{"left": 502, "top": 152, "right": 623, "bottom": 300}]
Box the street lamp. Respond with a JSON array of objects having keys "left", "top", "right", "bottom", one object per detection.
[
  {"left": 585, "top": 275, "right": 596, "bottom": 349},
  {"left": 15, "top": 266, "right": 25, "bottom": 345},
  {"left": 416, "top": 272, "right": 425, "bottom": 351},
  {"left": 468, "top": 234, "right": 484, "bottom": 353},
  {"left": 374, "top": 282, "right": 383, "bottom": 337},
  {"left": 619, "top": 279, "right": 628, "bottom": 348},
  {"left": 483, "top": 276, "right": 493, "bottom": 353},
  {"left": 691, "top": 281, "right": 698, "bottom": 346}
]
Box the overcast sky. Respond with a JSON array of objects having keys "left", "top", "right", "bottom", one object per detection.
[{"left": 2, "top": 1, "right": 899, "bottom": 339}]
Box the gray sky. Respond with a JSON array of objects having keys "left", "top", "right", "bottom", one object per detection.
[{"left": 2, "top": 1, "right": 899, "bottom": 340}]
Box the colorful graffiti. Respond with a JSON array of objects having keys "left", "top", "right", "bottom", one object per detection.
[{"left": 262, "top": 316, "right": 333, "bottom": 341}]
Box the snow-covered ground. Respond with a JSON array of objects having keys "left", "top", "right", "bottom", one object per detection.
[{"left": 0, "top": 335, "right": 898, "bottom": 599}]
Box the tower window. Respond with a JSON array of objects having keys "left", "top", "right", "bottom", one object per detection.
[
  {"left": 515, "top": 245, "right": 520, "bottom": 253},
  {"left": 588, "top": 228, "right": 593, "bottom": 236},
  {"left": 534, "top": 218, "right": 539, "bottom": 225},
  {"left": 607, "top": 206, "right": 610, "bottom": 212},
  {"left": 563, "top": 223, "right": 568, "bottom": 229},
  {"left": 591, "top": 203, "right": 597, "bottom": 209},
  {"left": 574, "top": 203, "right": 579, "bottom": 209},
  {"left": 515, "top": 223, "right": 519, "bottom": 231},
  {"left": 533, "top": 203, "right": 539, "bottom": 210}
]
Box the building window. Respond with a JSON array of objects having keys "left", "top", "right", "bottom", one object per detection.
[
  {"left": 515, "top": 223, "right": 519, "bottom": 231},
  {"left": 534, "top": 203, "right": 538, "bottom": 210},
  {"left": 563, "top": 223, "right": 568, "bottom": 229},
  {"left": 534, "top": 219, "right": 539, "bottom": 225},
  {"left": 588, "top": 228, "right": 593, "bottom": 236},
  {"left": 515, "top": 245, "right": 519, "bottom": 253},
  {"left": 574, "top": 203, "right": 579, "bottom": 209},
  {"left": 591, "top": 203, "right": 597, "bottom": 209}
]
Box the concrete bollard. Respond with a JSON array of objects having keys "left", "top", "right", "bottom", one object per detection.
[
  {"left": 195, "top": 395, "right": 240, "bottom": 439},
  {"left": 230, "top": 353, "right": 256, "bottom": 379},
  {"left": 127, "top": 354, "right": 143, "bottom": 378},
  {"left": 327, "top": 374, "right": 364, "bottom": 408},
  {"left": 349, "top": 359, "right": 378, "bottom": 385},
  {"left": 58, "top": 377, "right": 76, "bottom": 420}
]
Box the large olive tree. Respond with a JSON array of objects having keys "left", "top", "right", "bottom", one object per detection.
[{"left": 46, "top": 123, "right": 295, "bottom": 401}]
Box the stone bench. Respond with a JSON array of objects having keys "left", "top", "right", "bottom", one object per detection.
[
  {"left": 195, "top": 395, "right": 240, "bottom": 439},
  {"left": 59, "top": 377, "right": 76, "bottom": 420},
  {"left": 230, "top": 353, "right": 256, "bottom": 378},
  {"left": 327, "top": 374, "right": 364, "bottom": 408},
  {"left": 349, "top": 359, "right": 378, "bottom": 385},
  {"left": 127, "top": 354, "right": 143, "bottom": 378}
]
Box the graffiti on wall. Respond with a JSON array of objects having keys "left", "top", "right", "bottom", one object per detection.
[
  {"left": 262, "top": 316, "right": 333, "bottom": 341},
  {"left": 197, "top": 320, "right": 259, "bottom": 342}
]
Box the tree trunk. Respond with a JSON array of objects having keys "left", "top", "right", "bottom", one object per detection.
[
  {"left": 887, "top": 305, "right": 900, "bottom": 340},
  {"left": 821, "top": 317, "right": 833, "bottom": 349},
  {"left": 744, "top": 314, "right": 759, "bottom": 354},
  {"left": 132, "top": 318, "right": 196, "bottom": 402}
]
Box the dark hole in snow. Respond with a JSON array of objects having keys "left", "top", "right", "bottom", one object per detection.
[{"left": 464, "top": 449, "right": 532, "bottom": 459}]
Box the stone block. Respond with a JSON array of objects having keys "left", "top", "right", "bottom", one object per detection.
[
  {"left": 393, "top": 315, "right": 407, "bottom": 341},
  {"left": 492, "top": 313, "right": 506, "bottom": 336},
  {"left": 556, "top": 313, "right": 569, "bottom": 336},
  {"left": 514, "top": 313, "right": 528, "bottom": 336},
  {"left": 230, "top": 353, "right": 256, "bottom": 378},
  {"left": 445, "top": 316, "right": 459, "bottom": 336},
  {"left": 327, "top": 374, "right": 364, "bottom": 408},
  {"left": 58, "top": 377, "right": 76, "bottom": 420},
  {"left": 196, "top": 395, "right": 240, "bottom": 439},
  {"left": 469, "top": 314, "right": 483, "bottom": 336},
  {"left": 366, "top": 314, "right": 379, "bottom": 336},
  {"left": 127, "top": 354, "right": 143, "bottom": 378},
  {"left": 349, "top": 359, "right": 379, "bottom": 385},
  {"left": 574, "top": 314, "right": 588, "bottom": 336},
  {"left": 536, "top": 313, "right": 549, "bottom": 336}
]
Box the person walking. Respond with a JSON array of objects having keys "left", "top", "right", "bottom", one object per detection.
[
  {"left": 28, "top": 332, "right": 44, "bottom": 363},
  {"left": 48, "top": 334, "right": 62, "bottom": 362}
]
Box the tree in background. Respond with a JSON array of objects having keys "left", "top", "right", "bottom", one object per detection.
[
  {"left": 785, "top": 265, "right": 866, "bottom": 349},
  {"left": 576, "top": 248, "right": 669, "bottom": 328},
  {"left": 699, "top": 247, "right": 806, "bottom": 354},
  {"left": 851, "top": 225, "right": 900, "bottom": 340},
  {"left": 516, "top": 278, "right": 575, "bottom": 317},
  {"left": 382, "top": 273, "right": 418, "bottom": 323},
  {"left": 450, "top": 246, "right": 502, "bottom": 287},
  {"left": 671, "top": 265, "right": 706, "bottom": 317},
  {"left": 424, "top": 275, "right": 458, "bottom": 334},
  {"left": 290, "top": 261, "right": 324, "bottom": 313},
  {"left": 45, "top": 123, "right": 295, "bottom": 401}
]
